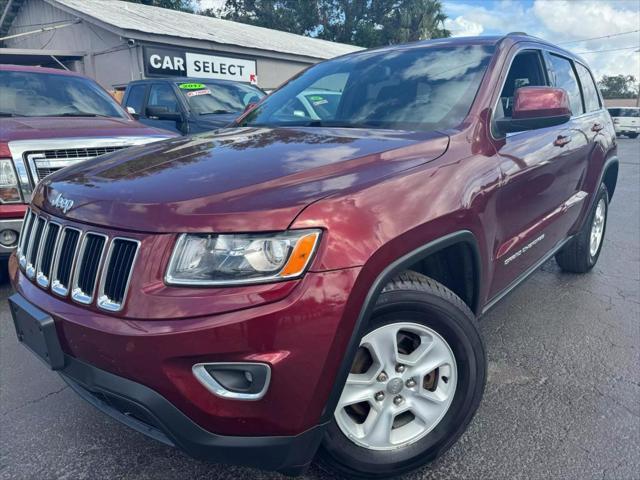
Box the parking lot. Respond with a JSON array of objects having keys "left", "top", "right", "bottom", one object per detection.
[{"left": 1, "top": 138, "right": 638, "bottom": 480}]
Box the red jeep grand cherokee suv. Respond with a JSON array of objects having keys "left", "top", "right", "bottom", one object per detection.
[{"left": 9, "top": 34, "right": 617, "bottom": 478}]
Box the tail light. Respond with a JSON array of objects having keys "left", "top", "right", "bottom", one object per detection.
[{"left": 0, "top": 142, "right": 22, "bottom": 204}]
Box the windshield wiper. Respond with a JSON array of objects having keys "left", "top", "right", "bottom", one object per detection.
[
  {"left": 201, "top": 109, "right": 236, "bottom": 115},
  {"left": 0, "top": 112, "right": 25, "bottom": 117},
  {"left": 291, "top": 120, "right": 364, "bottom": 128},
  {"left": 44, "top": 112, "right": 113, "bottom": 118}
]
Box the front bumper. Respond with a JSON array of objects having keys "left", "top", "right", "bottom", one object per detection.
[
  {"left": 614, "top": 125, "right": 640, "bottom": 134},
  {"left": 61, "top": 354, "right": 326, "bottom": 474},
  {"left": 9, "top": 255, "right": 362, "bottom": 472}
]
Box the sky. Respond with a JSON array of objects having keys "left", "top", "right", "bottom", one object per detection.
[
  {"left": 442, "top": 0, "right": 640, "bottom": 79},
  {"left": 199, "top": 0, "right": 640, "bottom": 80}
]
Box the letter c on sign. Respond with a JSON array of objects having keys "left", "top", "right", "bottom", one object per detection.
[{"left": 150, "top": 54, "right": 162, "bottom": 69}]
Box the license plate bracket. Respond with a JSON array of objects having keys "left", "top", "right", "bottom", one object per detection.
[{"left": 9, "top": 293, "right": 65, "bottom": 370}]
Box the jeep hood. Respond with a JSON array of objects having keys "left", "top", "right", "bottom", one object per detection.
[{"left": 34, "top": 126, "right": 449, "bottom": 233}]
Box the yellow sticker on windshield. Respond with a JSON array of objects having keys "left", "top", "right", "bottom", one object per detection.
[{"left": 179, "top": 83, "right": 206, "bottom": 90}]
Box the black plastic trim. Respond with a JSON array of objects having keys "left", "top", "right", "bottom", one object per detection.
[
  {"left": 55, "top": 353, "right": 324, "bottom": 474},
  {"left": 319, "top": 230, "right": 481, "bottom": 423},
  {"left": 598, "top": 155, "right": 619, "bottom": 203},
  {"left": 9, "top": 293, "right": 65, "bottom": 370}
]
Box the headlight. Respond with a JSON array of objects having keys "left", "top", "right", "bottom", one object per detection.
[
  {"left": 0, "top": 159, "right": 21, "bottom": 204},
  {"left": 166, "top": 229, "right": 322, "bottom": 286}
]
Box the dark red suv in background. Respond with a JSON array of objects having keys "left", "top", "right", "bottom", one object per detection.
[
  {"left": 0, "top": 65, "right": 173, "bottom": 278},
  {"left": 9, "top": 34, "right": 617, "bottom": 478}
]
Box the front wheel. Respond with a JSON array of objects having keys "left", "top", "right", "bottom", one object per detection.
[
  {"left": 318, "top": 272, "right": 486, "bottom": 479},
  {"left": 627, "top": 132, "right": 638, "bottom": 139}
]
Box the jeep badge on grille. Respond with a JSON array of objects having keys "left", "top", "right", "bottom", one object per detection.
[{"left": 50, "top": 193, "right": 74, "bottom": 214}]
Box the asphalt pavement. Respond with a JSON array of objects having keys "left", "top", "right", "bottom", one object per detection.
[{"left": 1, "top": 139, "right": 638, "bottom": 480}]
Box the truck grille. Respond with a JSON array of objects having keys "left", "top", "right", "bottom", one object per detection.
[
  {"left": 17, "top": 208, "right": 139, "bottom": 312},
  {"left": 24, "top": 146, "right": 126, "bottom": 182}
]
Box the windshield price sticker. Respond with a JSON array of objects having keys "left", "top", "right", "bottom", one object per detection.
[
  {"left": 186, "top": 89, "right": 212, "bottom": 97},
  {"left": 179, "top": 83, "right": 206, "bottom": 90}
]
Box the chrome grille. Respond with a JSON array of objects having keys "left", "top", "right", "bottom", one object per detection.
[
  {"left": 17, "top": 209, "right": 35, "bottom": 267},
  {"left": 51, "top": 228, "right": 80, "bottom": 297},
  {"left": 71, "top": 233, "right": 107, "bottom": 304},
  {"left": 34, "top": 167, "right": 59, "bottom": 181},
  {"left": 24, "top": 146, "right": 126, "bottom": 182},
  {"left": 19, "top": 208, "right": 139, "bottom": 312},
  {"left": 25, "top": 217, "right": 45, "bottom": 279},
  {"left": 36, "top": 222, "right": 61, "bottom": 288},
  {"left": 98, "top": 238, "right": 140, "bottom": 312},
  {"left": 27, "top": 147, "right": 125, "bottom": 160}
]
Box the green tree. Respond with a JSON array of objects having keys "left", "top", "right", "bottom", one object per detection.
[
  {"left": 208, "top": 0, "right": 319, "bottom": 35},
  {"left": 121, "top": 0, "right": 199, "bottom": 13},
  {"left": 385, "top": 0, "right": 450, "bottom": 43},
  {"left": 598, "top": 74, "right": 639, "bottom": 99},
  {"left": 207, "top": 0, "right": 450, "bottom": 48}
]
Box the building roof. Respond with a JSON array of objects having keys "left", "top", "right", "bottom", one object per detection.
[{"left": 46, "top": 0, "right": 363, "bottom": 61}]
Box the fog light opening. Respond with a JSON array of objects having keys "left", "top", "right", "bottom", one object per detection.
[
  {"left": 0, "top": 229, "right": 18, "bottom": 247},
  {"left": 192, "top": 362, "right": 271, "bottom": 401}
]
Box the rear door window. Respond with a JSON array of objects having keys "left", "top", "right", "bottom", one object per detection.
[
  {"left": 575, "top": 63, "right": 601, "bottom": 112},
  {"left": 124, "top": 84, "right": 146, "bottom": 116},
  {"left": 547, "top": 54, "right": 584, "bottom": 116}
]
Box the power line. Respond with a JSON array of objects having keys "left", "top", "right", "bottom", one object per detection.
[
  {"left": 559, "top": 29, "right": 640, "bottom": 45},
  {"left": 576, "top": 45, "right": 640, "bottom": 54},
  {"left": 9, "top": 19, "right": 78, "bottom": 29}
]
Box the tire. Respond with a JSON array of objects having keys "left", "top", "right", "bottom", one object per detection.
[
  {"left": 555, "top": 183, "right": 609, "bottom": 273},
  {"left": 627, "top": 133, "right": 638, "bottom": 139},
  {"left": 318, "top": 271, "right": 486, "bottom": 479}
]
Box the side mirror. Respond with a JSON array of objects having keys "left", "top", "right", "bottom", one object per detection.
[
  {"left": 496, "top": 86, "right": 571, "bottom": 135},
  {"left": 146, "top": 105, "right": 182, "bottom": 121},
  {"left": 126, "top": 106, "right": 139, "bottom": 119}
]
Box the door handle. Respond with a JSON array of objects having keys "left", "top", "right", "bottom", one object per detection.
[
  {"left": 592, "top": 123, "right": 604, "bottom": 132},
  {"left": 553, "top": 135, "right": 572, "bottom": 147}
]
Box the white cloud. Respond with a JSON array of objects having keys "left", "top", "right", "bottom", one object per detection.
[
  {"left": 445, "top": 16, "right": 484, "bottom": 37},
  {"left": 199, "top": 0, "right": 226, "bottom": 11},
  {"left": 443, "top": 0, "right": 640, "bottom": 79}
]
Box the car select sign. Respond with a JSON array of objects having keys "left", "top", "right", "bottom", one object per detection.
[{"left": 143, "top": 47, "right": 258, "bottom": 85}]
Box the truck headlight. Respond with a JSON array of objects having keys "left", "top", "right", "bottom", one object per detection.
[
  {"left": 0, "top": 159, "right": 21, "bottom": 204},
  {"left": 165, "top": 229, "right": 321, "bottom": 285}
]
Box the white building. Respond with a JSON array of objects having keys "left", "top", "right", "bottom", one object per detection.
[{"left": 0, "top": 0, "right": 362, "bottom": 90}]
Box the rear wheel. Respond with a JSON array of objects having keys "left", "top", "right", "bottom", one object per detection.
[
  {"left": 627, "top": 132, "right": 638, "bottom": 139},
  {"left": 318, "top": 272, "right": 486, "bottom": 479},
  {"left": 555, "top": 183, "right": 609, "bottom": 273}
]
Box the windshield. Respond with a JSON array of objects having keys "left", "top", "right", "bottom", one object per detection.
[
  {"left": 177, "top": 81, "right": 265, "bottom": 115},
  {"left": 608, "top": 108, "right": 639, "bottom": 117},
  {"left": 241, "top": 44, "right": 494, "bottom": 131},
  {"left": 0, "top": 70, "right": 127, "bottom": 118}
]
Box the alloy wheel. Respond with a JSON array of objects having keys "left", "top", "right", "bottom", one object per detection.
[
  {"left": 335, "top": 322, "right": 457, "bottom": 450},
  {"left": 590, "top": 198, "right": 606, "bottom": 257}
]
